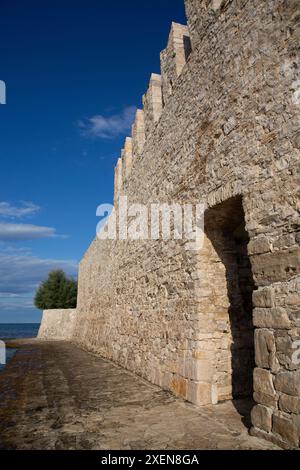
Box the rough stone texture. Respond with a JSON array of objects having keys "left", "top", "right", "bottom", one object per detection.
[
  {"left": 253, "top": 308, "right": 291, "bottom": 329},
  {"left": 253, "top": 368, "right": 277, "bottom": 398},
  {"left": 143, "top": 74, "right": 163, "bottom": 138},
  {"left": 160, "top": 22, "right": 191, "bottom": 102},
  {"left": 131, "top": 109, "right": 145, "bottom": 158},
  {"left": 275, "top": 371, "right": 300, "bottom": 396},
  {"left": 272, "top": 411, "right": 299, "bottom": 447},
  {"left": 122, "top": 137, "right": 133, "bottom": 181},
  {"left": 0, "top": 340, "right": 279, "bottom": 450},
  {"left": 38, "top": 309, "right": 76, "bottom": 341},
  {"left": 279, "top": 393, "right": 300, "bottom": 414},
  {"left": 251, "top": 404, "right": 272, "bottom": 433},
  {"left": 254, "top": 329, "right": 279, "bottom": 372},
  {"left": 69, "top": 0, "right": 300, "bottom": 449}
]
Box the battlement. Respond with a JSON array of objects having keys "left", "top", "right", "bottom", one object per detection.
[
  {"left": 114, "top": 157, "right": 123, "bottom": 205},
  {"left": 122, "top": 137, "right": 133, "bottom": 180},
  {"left": 114, "top": 20, "right": 192, "bottom": 196},
  {"left": 160, "top": 22, "right": 191, "bottom": 102},
  {"left": 143, "top": 73, "right": 163, "bottom": 138},
  {"left": 131, "top": 109, "right": 145, "bottom": 158}
]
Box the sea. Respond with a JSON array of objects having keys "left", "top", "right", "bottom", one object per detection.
[{"left": 0, "top": 323, "right": 40, "bottom": 371}]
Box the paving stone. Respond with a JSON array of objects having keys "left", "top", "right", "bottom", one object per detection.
[{"left": 0, "top": 340, "right": 279, "bottom": 450}]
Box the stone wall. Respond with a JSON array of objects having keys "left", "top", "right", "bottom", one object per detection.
[
  {"left": 38, "top": 309, "right": 77, "bottom": 341},
  {"left": 72, "top": 0, "right": 300, "bottom": 448}
]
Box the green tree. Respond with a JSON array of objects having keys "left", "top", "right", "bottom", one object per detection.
[{"left": 34, "top": 270, "right": 77, "bottom": 310}]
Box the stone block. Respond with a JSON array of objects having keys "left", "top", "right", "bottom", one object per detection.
[
  {"left": 279, "top": 393, "right": 300, "bottom": 414},
  {"left": 217, "top": 384, "right": 232, "bottom": 401},
  {"left": 131, "top": 109, "right": 145, "bottom": 157},
  {"left": 251, "top": 248, "right": 300, "bottom": 286},
  {"left": 193, "top": 348, "right": 215, "bottom": 359},
  {"left": 272, "top": 411, "right": 299, "bottom": 447},
  {"left": 292, "top": 414, "right": 300, "bottom": 439},
  {"left": 114, "top": 157, "right": 123, "bottom": 205},
  {"left": 248, "top": 236, "right": 271, "bottom": 255},
  {"left": 209, "top": 0, "right": 224, "bottom": 11},
  {"left": 211, "top": 383, "right": 218, "bottom": 405},
  {"left": 286, "top": 292, "right": 300, "bottom": 306},
  {"left": 253, "top": 368, "right": 276, "bottom": 397},
  {"left": 160, "top": 22, "right": 191, "bottom": 102},
  {"left": 250, "top": 426, "right": 293, "bottom": 449},
  {"left": 178, "top": 357, "right": 214, "bottom": 381},
  {"left": 251, "top": 404, "right": 272, "bottom": 432},
  {"left": 253, "top": 287, "right": 275, "bottom": 308},
  {"left": 254, "top": 329, "right": 279, "bottom": 372},
  {"left": 274, "top": 370, "right": 300, "bottom": 396},
  {"left": 123, "top": 137, "right": 133, "bottom": 179},
  {"left": 143, "top": 74, "right": 163, "bottom": 137},
  {"left": 273, "top": 234, "right": 295, "bottom": 251},
  {"left": 171, "top": 375, "right": 187, "bottom": 400},
  {"left": 253, "top": 391, "right": 278, "bottom": 408},
  {"left": 253, "top": 307, "right": 291, "bottom": 329},
  {"left": 186, "top": 381, "right": 212, "bottom": 406}
]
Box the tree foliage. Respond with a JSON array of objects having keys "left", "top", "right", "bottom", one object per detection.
[{"left": 34, "top": 270, "right": 77, "bottom": 310}]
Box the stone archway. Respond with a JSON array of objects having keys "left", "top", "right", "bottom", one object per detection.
[{"left": 203, "top": 195, "right": 256, "bottom": 403}]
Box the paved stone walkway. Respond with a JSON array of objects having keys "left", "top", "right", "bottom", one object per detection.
[{"left": 0, "top": 340, "right": 279, "bottom": 450}]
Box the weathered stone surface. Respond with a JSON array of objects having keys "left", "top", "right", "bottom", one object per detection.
[
  {"left": 114, "top": 157, "right": 123, "bottom": 205},
  {"left": 250, "top": 426, "right": 294, "bottom": 450},
  {"left": 251, "top": 249, "right": 300, "bottom": 287},
  {"left": 274, "top": 371, "right": 300, "bottom": 397},
  {"left": 38, "top": 309, "right": 76, "bottom": 341},
  {"left": 178, "top": 357, "right": 214, "bottom": 381},
  {"left": 279, "top": 394, "right": 300, "bottom": 414},
  {"left": 272, "top": 412, "right": 299, "bottom": 447},
  {"left": 122, "top": 137, "right": 133, "bottom": 180},
  {"left": 292, "top": 414, "right": 300, "bottom": 440},
  {"left": 170, "top": 375, "right": 188, "bottom": 400},
  {"left": 254, "top": 329, "right": 279, "bottom": 372},
  {"left": 131, "top": 109, "right": 145, "bottom": 158},
  {"left": 251, "top": 404, "right": 272, "bottom": 433},
  {"left": 186, "top": 381, "right": 212, "bottom": 406},
  {"left": 248, "top": 237, "right": 271, "bottom": 256},
  {"left": 274, "top": 331, "right": 299, "bottom": 371},
  {"left": 160, "top": 22, "right": 191, "bottom": 102},
  {"left": 253, "top": 287, "right": 275, "bottom": 308},
  {"left": 253, "top": 368, "right": 276, "bottom": 397},
  {"left": 143, "top": 74, "right": 163, "bottom": 138},
  {"left": 253, "top": 308, "right": 291, "bottom": 329},
  {"left": 0, "top": 341, "right": 279, "bottom": 450},
  {"left": 253, "top": 391, "right": 278, "bottom": 409}
]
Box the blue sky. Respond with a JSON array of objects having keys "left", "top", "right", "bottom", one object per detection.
[{"left": 0, "top": 0, "right": 187, "bottom": 323}]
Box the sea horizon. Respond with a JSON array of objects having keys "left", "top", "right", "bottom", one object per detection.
[
  {"left": 0, "top": 322, "right": 40, "bottom": 325},
  {"left": 0, "top": 323, "right": 40, "bottom": 339}
]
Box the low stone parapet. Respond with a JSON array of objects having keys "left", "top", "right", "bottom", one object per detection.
[{"left": 38, "top": 309, "right": 76, "bottom": 341}]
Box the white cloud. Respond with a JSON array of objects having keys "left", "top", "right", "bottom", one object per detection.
[
  {"left": 0, "top": 252, "right": 78, "bottom": 311},
  {"left": 79, "top": 106, "right": 136, "bottom": 139},
  {"left": 0, "top": 223, "right": 58, "bottom": 241},
  {"left": 0, "top": 243, "right": 32, "bottom": 255},
  {"left": 0, "top": 201, "right": 40, "bottom": 219},
  {"left": 0, "top": 200, "right": 74, "bottom": 314},
  {"left": 0, "top": 296, "right": 34, "bottom": 311}
]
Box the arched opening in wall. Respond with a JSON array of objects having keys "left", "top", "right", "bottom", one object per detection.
[{"left": 204, "top": 196, "right": 255, "bottom": 412}]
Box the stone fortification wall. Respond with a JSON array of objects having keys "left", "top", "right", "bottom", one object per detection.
[
  {"left": 38, "top": 309, "right": 77, "bottom": 341},
  {"left": 72, "top": 0, "right": 300, "bottom": 448}
]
